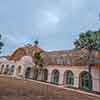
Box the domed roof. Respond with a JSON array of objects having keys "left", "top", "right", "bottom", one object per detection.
[{"left": 19, "top": 56, "right": 34, "bottom": 65}]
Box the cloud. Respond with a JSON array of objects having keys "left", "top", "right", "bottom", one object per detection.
[{"left": 0, "top": 0, "right": 100, "bottom": 55}]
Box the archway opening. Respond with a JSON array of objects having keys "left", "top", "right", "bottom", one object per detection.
[
  {"left": 4, "top": 64, "right": 9, "bottom": 74},
  {"left": 9, "top": 65, "right": 15, "bottom": 75},
  {"left": 0, "top": 64, "right": 4, "bottom": 74},
  {"left": 64, "top": 70, "right": 74, "bottom": 87},
  {"left": 79, "top": 71, "right": 92, "bottom": 90},
  {"left": 17, "top": 66, "right": 22, "bottom": 74},
  {"left": 51, "top": 70, "right": 59, "bottom": 85},
  {"left": 33, "top": 68, "right": 38, "bottom": 80},
  {"left": 43, "top": 69, "right": 48, "bottom": 81},
  {"left": 25, "top": 67, "right": 32, "bottom": 79}
]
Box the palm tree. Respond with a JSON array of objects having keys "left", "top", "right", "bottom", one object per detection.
[
  {"left": 33, "top": 40, "right": 44, "bottom": 69},
  {"left": 33, "top": 52, "right": 44, "bottom": 80},
  {"left": 74, "top": 30, "right": 100, "bottom": 73}
]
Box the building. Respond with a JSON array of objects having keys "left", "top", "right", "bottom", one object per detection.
[{"left": 0, "top": 42, "right": 100, "bottom": 93}]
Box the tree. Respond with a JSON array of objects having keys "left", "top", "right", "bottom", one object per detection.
[
  {"left": 33, "top": 52, "right": 44, "bottom": 80},
  {"left": 74, "top": 30, "right": 100, "bottom": 73},
  {"left": 33, "top": 40, "right": 44, "bottom": 69},
  {"left": 34, "top": 52, "right": 44, "bottom": 68},
  {"left": 74, "top": 31, "right": 100, "bottom": 51},
  {"left": 0, "top": 34, "right": 4, "bottom": 53}
]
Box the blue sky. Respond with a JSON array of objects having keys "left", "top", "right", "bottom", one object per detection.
[{"left": 0, "top": 0, "right": 100, "bottom": 56}]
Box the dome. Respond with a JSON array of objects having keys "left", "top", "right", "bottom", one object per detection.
[{"left": 19, "top": 56, "right": 34, "bottom": 65}]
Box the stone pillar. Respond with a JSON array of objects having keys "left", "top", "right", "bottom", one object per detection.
[
  {"left": 47, "top": 70, "right": 52, "bottom": 83},
  {"left": 92, "top": 67, "right": 100, "bottom": 92},
  {"left": 2, "top": 65, "right": 6, "bottom": 74},
  {"left": 17, "top": 65, "right": 25, "bottom": 79},
  {"left": 37, "top": 70, "right": 43, "bottom": 80},
  {"left": 29, "top": 69, "right": 33, "bottom": 79},
  {"left": 13, "top": 66, "right": 17, "bottom": 78},
  {"left": 92, "top": 78, "right": 100, "bottom": 92},
  {"left": 74, "top": 74, "right": 79, "bottom": 88},
  {"left": 22, "top": 67, "right": 26, "bottom": 79},
  {"left": 59, "top": 71, "right": 64, "bottom": 85}
]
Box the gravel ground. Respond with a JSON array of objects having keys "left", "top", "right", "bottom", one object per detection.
[{"left": 0, "top": 76, "right": 100, "bottom": 100}]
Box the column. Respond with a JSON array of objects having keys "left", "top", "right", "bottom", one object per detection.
[
  {"left": 59, "top": 71, "right": 64, "bottom": 86},
  {"left": 74, "top": 74, "right": 79, "bottom": 88},
  {"left": 47, "top": 70, "right": 52, "bottom": 83}
]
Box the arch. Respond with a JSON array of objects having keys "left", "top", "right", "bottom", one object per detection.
[
  {"left": 25, "top": 67, "right": 32, "bottom": 79},
  {"left": 4, "top": 64, "right": 9, "bottom": 74},
  {"left": 64, "top": 70, "right": 74, "bottom": 86},
  {"left": 79, "top": 71, "right": 92, "bottom": 90},
  {"left": 33, "top": 68, "right": 38, "bottom": 80},
  {"left": 43, "top": 69, "right": 48, "bottom": 81},
  {"left": 17, "top": 66, "right": 22, "bottom": 73},
  {"left": 9, "top": 65, "right": 15, "bottom": 75},
  {"left": 51, "top": 69, "right": 59, "bottom": 85}
]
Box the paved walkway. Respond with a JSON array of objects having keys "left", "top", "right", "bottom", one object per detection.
[{"left": 0, "top": 76, "right": 100, "bottom": 100}]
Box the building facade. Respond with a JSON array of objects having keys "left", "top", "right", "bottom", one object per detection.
[{"left": 0, "top": 43, "right": 100, "bottom": 93}]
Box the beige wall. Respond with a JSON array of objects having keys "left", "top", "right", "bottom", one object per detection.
[
  {"left": 91, "top": 66, "right": 100, "bottom": 92},
  {"left": 0, "top": 63, "right": 100, "bottom": 92},
  {"left": 46, "top": 65, "right": 88, "bottom": 86},
  {"left": 46, "top": 65, "right": 100, "bottom": 92}
]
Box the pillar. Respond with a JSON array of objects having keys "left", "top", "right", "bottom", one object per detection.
[
  {"left": 47, "top": 70, "right": 52, "bottom": 83},
  {"left": 59, "top": 71, "right": 64, "bottom": 86},
  {"left": 74, "top": 74, "right": 79, "bottom": 88}
]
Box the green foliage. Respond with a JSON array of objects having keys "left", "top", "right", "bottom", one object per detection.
[
  {"left": 0, "top": 34, "right": 4, "bottom": 53},
  {"left": 74, "top": 30, "right": 100, "bottom": 51},
  {"left": 34, "top": 52, "right": 42, "bottom": 60},
  {"left": 34, "top": 52, "right": 44, "bottom": 68}
]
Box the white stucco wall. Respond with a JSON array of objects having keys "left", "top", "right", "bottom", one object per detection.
[
  {"left": 0, "top": 61, "right": 100, "bottom": 93},
  {"left": 91, "top": 66, "right": 100, "bottom": 92},
  {"left": 46, "top": 65, "right": 89, "bottom": 87}
]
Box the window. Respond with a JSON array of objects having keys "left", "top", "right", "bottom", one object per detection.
[
  {"left": 60, "top": 56, "right": 64, "bottom": 65},
  {"left": 56, "top": 57, "right": 61, "bottom": 64}
]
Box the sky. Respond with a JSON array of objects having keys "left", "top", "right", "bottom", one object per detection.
[{"left": 0, "top": 0, "right": 100, "bottom": 56}]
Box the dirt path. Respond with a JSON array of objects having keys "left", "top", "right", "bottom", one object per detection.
[{"left": 0, "top": 76, "right": 100, "bottom": 100}]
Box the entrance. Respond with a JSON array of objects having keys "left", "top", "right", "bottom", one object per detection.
[
  {"left": 79, "top": 71, "right": 92, "bottom": 90},
  {"left": 51, "top": 70, "right": 59, "bottom": 85}
]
